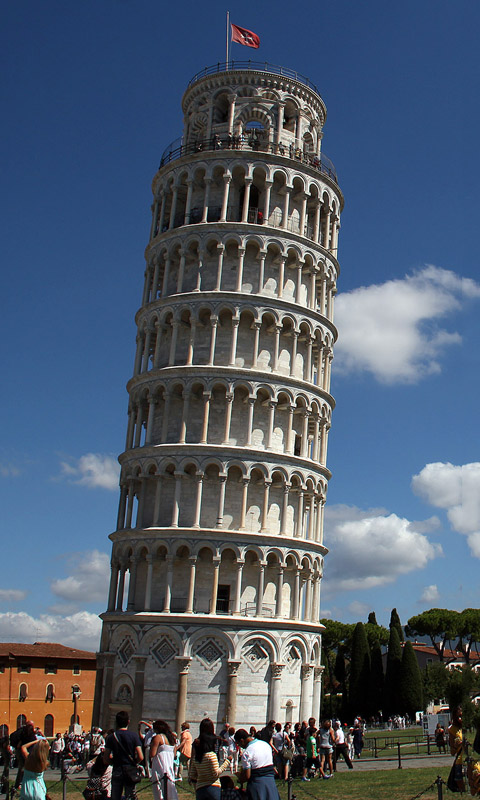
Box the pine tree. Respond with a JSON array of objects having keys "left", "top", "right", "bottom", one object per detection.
[
  {"left": 368, "top": 642, "right": 385, "bottom": 719},
  {"left": 399, "top": 640, "right": 423, "bottom": 717},
  {"left": 384, "top": 626, "right": 402, "bottom": 715},
  {"left": 390, "top": 608, "right": 405, "bottom": 642},
  {"left": 349, "top": 622, "right": 371, "bottom": 718}
]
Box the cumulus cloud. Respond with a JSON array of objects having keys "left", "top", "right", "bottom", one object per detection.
[
  {"left": 412, "top": 462, "right": 480, "bottom": 557},
  {"left": 59, "top": 453, "right": 119, "bottom": 490},
  {"left": 420, "top": 584, "right": 440, "bottom": 603},
  {"left": 334, "top": 265, "right": 480, "bottom": 384},
  {"left": 347, "top": 600, "right": 371, "bottom": 618},
  {"left": 0, "top": 462, "right": 21, "bottom": 477},
  {"left": 0, "top": 589, "right": 27, "bottom": 603},
  {"left": 0, "top": 611, "right": 101, "bottom": 651},
  {"left": 51, "top": 550, "right": 111, "bottom": 605},
  {"left": 323, "top": 504, "right": 442, "bottom": 591}
]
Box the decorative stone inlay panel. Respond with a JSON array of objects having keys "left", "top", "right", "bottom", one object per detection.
[
  {"left": 151, "top": 636, "right": 176, "bottom": 668},
  {"left": 194, "top": 638, "right": 226, "bottom": 669},
  {"left": 286, "top": 644, "right": 302, "bottom": 673},
  {"left": 242, "top": 640, "right": 270, "bottom": 673},
  {"left": 118, "top": 637, "right": 135, "bottom": 666}
]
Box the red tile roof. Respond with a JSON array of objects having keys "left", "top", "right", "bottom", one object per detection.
[{"left": 0, "top": 642, "right": 96, "bottom": 660}]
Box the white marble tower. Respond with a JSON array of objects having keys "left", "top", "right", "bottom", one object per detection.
[{"left": 93, "top": 62, "right": 343, "bottom": 732}]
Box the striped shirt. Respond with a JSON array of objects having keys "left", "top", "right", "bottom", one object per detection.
[{"left": 188, "top": 750, "right": 230, "bottom": 789}]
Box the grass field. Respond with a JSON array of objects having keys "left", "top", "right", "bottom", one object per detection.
[{"left": 46, "top": 766, "right": 452, "bottom": 800}]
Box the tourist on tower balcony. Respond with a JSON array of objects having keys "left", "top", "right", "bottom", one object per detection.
[{"left": 234, "top": 729, "right": 279, "bottom": 800}]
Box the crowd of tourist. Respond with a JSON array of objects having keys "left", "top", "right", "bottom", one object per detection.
[{"left": 3, "top": 707, "right": 480, "bottom": 800}]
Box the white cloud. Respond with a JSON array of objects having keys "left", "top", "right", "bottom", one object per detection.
[
  {"left": 0, "top": 611, "right": 101, "bottom": 651},
  {"left": 420, "top": 584, "right": 440, "bottom": 603},
  {"left": 0, "top": 589, "right": 27, "bottom": 603},
  {"left": 59, "top": 453, "right": 119, "bottom": 490},
  {"left": 51, "top": 550, "right": 110, "bottom": 605},
  {"left": 347, "top": 600, "right": 371, "bottom": 618},
  {"left": 334, "top": 265, "right": 480, "bottom": 384},
  {"left": 323, "top": 504, "right": 442, "bottom": 591},
  {"left": 412, "top": 462, "right": 480, "bottom": 557},
  {"left": 0, "top": 462, "right": 21, "bottom": 477}
]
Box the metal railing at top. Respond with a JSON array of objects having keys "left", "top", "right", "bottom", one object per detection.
[
  {"left": 159, "top": 134, "right": 338, "bottom": 183},
  {"left": 187, "top": 61, "right": 321, "bottom": 94}
]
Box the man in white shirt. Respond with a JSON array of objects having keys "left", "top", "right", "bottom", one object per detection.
[
  {"left": 332, "top": 721, "right": 353, "bottom": 770},
  {"left": 234, "top": 730, "right": 279, "bottom": 800}
]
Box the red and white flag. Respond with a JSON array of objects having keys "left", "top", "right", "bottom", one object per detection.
[{"left": 231, "top": 23, "right": 260, "bottom": 49}]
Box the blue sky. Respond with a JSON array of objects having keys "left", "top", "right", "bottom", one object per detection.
[{"left": 2, "top": 0, "right": 480, "bottom": 650}]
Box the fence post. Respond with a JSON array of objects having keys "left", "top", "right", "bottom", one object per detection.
[
  {"left": 287, "top": 773, "right": 293, "bottom": 800},
  {"left": 374, "top": 737, "right": 378, "bottom": 758},
  {"left": 427, "top": 735, "right": 431, "bottom": 755},
  {"left": 436, "top": 775, "right": 443, "bottom": 799},
  {"left": 163, "top": 773, "right": 169, "bottom": 800},
  {"left": 397, "top": 742, "right": 402, "bottom": 769},
  {"left": 61, "top": 758, "right": 67, "bottom": 800}
]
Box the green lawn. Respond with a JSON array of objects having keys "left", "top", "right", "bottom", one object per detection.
[{"left": 45, "top": 768, "right": 450, "bottom": 800}]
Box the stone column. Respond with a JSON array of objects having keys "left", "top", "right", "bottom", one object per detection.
[
  {"left": 228, "top": 94, "right": 237, "bottom": 134},
  {"left": 186, "top": 557, "right": 197, "bottom": 613},
  {"left": 299, "top": 664, "right": 314, "bottom": 722},
  {"left": 175, "top": 658, "right": 192, "bottom": 734},
  {"left": 201, "top": 178, "right": 211, "bottom": 223},
  {"left": 157, "top": 191, "right": 166, "bottom": 234},
  {"left": 275, "top": 565, "right": 284, "bottom": 617},
  {"left": 208, "top": 316, "right": 218, "bottom": 365},
  {"left": 126, "top": 556, "right": 138, "bottom": 611},
  {"left": 251, "top": 323, "right": 261, "bottom": 367},
  {"left": 280, "top": 484, "right": 290, "bottom": 535},
  {"left": 176, "top": 249, "right": 186, "bottom": 293},
  {"left": 151, "top": 257, "right": 161, "bottom": 301},
  {"left": 257, "top": 250, "right": 267, "bottom": 293},
  {"left": 276, "top": 102, "right": 285, "bottom": 145},
  {"left": 296, "top": 263, "right": 303, "bottom": 303},
  {"left": 220, "top": 175, "right": 231, "bottom": 222},
  {"left": 295, "top": 489, "right": 304, "bottom": 538},
  {"left": 210, "top": 557, "right": 221, "bottom": 613},
  {"left": 263, "top": 181, "right": 272, "bottom": 222},
  {"left": 304, "top": 571, "right": 313, "bottom": 621},
  {"left": 168, "top": 320, "right": 179, "bottom": 366},
  {"left": 225, "top": 660, "right": 241, "bottom": 725},
  {"left": 311, "top": 571, "right": 320, "bottom": 621},
  {"left": 117, "top": 485, "right": 128, "bottom": 529},
  {"left": 272, "top": 326, "right": 281, "bottom": 371},
  {"left": 163, "top": 556, "right": 174, "bottom": 612},
  {"left": 286, "top": 405, "right": 295, "bottom": 454},
  {"left": 193, "top": 473, "right": 204, "bottom": 528},
  {"left": 282, "top": 187, "right": 290, "bottom": 230},
  {"left": 239, "top": 478, "right": 249, "bottom": 530},
  {"left": 223, "top": 392, "right": 234, "bottom": 443},
  {"left": 300, "top": 193, "right": 307, "bottom": 236},
  {"left": 125, "top": 480, "right": 135, "bottom": 528},
  {"left": 161, "top": 256, "right": 171, "bottom": 297},
  {"left": 161, "top": 391, "right": 172, "bottom": 443},
  {"left": 216, "top": 475, "right": 227, "bottom": 528},
  {"left": 269, "top": 663, "right": 285, "bottom": 721},
  {"left": 107, "top": 563, "right": 119, "bottom": 611},
  {"left": 312, "top": 666, "right": 324, "bottom": 725},
  {"left": 293, "top": 567, "right": 301, "bottom": 619},
  {"left": 215, "top": 244, "right": 225, "bottom": 291},
  {"left": 201, "top": 392, "right": 211, "bottom": 442},
  {"left": 256, "top": 562, "right": 266, "bottom": 615},
  {"left": 144, "top": 555, "right": 154, "bottom": 611},
  {"left": 235, "top": 248, "right": 245, "bottom": 292},
  {"left": 116, "top": 562, "right": 127, "bottom": 610},
  {"left": 313, "top": 200, "right": 321, "bottom": 243},
  {"left": 171, "top": 472, "right": 182, "bottom": 527},
  {"left": 141, "top": 326, "right": 153, "bottom": 372},
  {"left": 241, "top": 177, "right": 252, "bottom": 223},
  {"left": 130, "top": 655, "right": 148, "bottom": 729},
  {"left": 186, "top": 319, "right": 196, "bottom": 365},
  {"left": 179, "top": 390, "right": 190, "bottom": 443},
  {"left": 184, "top": 179, "right": 193, "bottom": 224},
  {"left": 290, "top": 332, "right": 298, "bottom": 377},
  {"left": 229, "top": 318, "right": 239, "bottom": 365},
  {"left": 234, "top": 560, "right": 244, "bottom": 614},
  {"left": 260, "top": 480, "right": 271, "bottom": 532},
  {"left": 266, "top": 401, "right": 276, "bottom": 449},
  {"left": 145, "top": 397, "right": 156, "bottom": 445}
]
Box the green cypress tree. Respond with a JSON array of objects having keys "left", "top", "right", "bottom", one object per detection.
[
  {"left": 368, "top": 642, "right": 385, "bottom": 718},
  {"left": 349, "top": 622, "right": 371, "bottom": 718},
  {"left": 368, "top": 611, "right": 378, "bottom": 625},
  {"left": 399, "top": 640, "right": 423, "bottom": 717},
  {"left": 390, "top": 608, "right": 405, "bottom": 642},
  {"left": 384, "top": 626, "right": 402, "bottom": 715}
]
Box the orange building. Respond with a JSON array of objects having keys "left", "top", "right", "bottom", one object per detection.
[{"left": 0, "top": 642, "right": 96, "bottom": 737}]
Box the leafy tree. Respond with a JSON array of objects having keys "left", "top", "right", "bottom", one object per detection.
[
  {"left": 368, "top": 611, "right": 378, "bottom": 625},
  {"left": 320, "top": 619, "right": 355, "bottom": 689},
  {"left": 444, "top": 665, "right": 479, "bottom": 729},
  {"left": 390, "top": 608, "right": 404, "bottom": 642},
  {"left": 365, "top": 621, "right": 389, "bottom": 651},
  {"left": 406, "top": 609, "right": 460, "bottom": 661},
  {"left": 423, "top": 662, "right": 449, "bottom": 706},
  {"left": 368, "top": 642, "right": 385, "bottom": 718},
  {"left": 384, "top": 626, "right": 402, "bottom": 715},
  {"left": 399, "top": 641, "right": 423, "bottom": 716},
  {"left": 455, "top": 608, "right": 480, "bottom": 663},
  {"left": 349, "top": 622, "right": 371, "bottom": 717}
]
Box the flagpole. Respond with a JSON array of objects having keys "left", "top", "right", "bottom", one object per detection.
[{"left": 226, "top": 10, "right": 230, "bottom": 68}]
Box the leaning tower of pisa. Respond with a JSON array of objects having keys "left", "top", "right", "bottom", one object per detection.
[{"left": 93, "top": 62, "right": 343, "bottom": 732}]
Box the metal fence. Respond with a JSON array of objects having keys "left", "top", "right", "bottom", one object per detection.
[{"left": 186, "top": 61, "right": 321, "bottom": 94}]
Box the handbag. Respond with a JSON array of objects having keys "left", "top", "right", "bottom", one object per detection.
[
  {"left": 282, "top": 746, "right": 295, "bottom": 761},
  {"left": 113, "top": 733, "right": 143, "bottom": 784}
]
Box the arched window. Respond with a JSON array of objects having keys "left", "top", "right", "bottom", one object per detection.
[
  {"left": 0, "top": 724, "right": 8, "bottom": 737},
  {"left": 16, "top": 714, "right": 26, "bottom": 728},
  {"left": 19, "top": 683, "right": 27, "bottom": 702},
  {"left": 44, "top": 714, "right": 54, "bottom": 737},
  {"left": 46, "top": 683, "right": 55, "bottom": 702}
]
